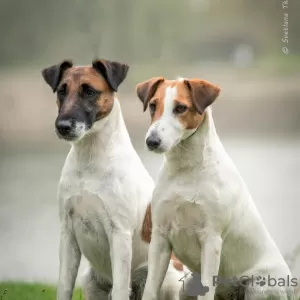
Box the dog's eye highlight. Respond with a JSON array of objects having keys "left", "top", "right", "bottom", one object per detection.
[
  {"left": 85, "top": 89, "right": 96, "bottom": 97},
  {"left": 149, "top": 103, "right": 156, "bottom": 114},
  {"left": 174, "top": 104, "right": 188, "bottom": 114}
]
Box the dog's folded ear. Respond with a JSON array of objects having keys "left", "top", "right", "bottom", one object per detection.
[
  {"left": 184, "top": 79, "right": 221, "bottom": 115},
  {"left": 92, "top": 59, "right": 129, "bottom": 92},
  {"left": 41, "top": 60, "right": 73, "bottom": 93},
  {"left": 136, "top": 77, "right": 164, "bottom": 112}
]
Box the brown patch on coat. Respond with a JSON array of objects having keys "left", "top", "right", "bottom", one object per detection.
[
  {"left": 183, "top": 79, "right": 221, "bottom": 115},
  {"left": 137, "top": 78, "right": 220, "bottom": 130},
  {"left": 172, "top": 80, "right": 205, "bottom": 130},
  {"left": 141, "top": 203, "right": 184, "bottom": 272},
  {"left": 136, "top": 77, "right": 164, "bottom": 112},
  {"left": 144, "top": 79, "right": 205, "bottom": 129},
  {"left": 171, "top": 253, "right": 184, "bottom": 272},
  {"left": 141, "top": 203, "right": 152, "bottom": 244}
]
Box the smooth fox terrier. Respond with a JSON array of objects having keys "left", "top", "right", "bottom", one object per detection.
[
  {"left": 41, "top": 60, "right": 187, "bottom": 300},
  {"left": 136, "top": 77, "right": 293, "bottom": 300}
]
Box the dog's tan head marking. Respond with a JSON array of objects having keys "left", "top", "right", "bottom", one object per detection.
[
  {"left": 41, "top": 59, "right": 129, "bottom": 141},
  {"left": 183, "top": 79, "right": 220, "bottom": 115},
  {"left": 136, "top": 77, "right": 221, "bottom": 153},
  {"left": 136, "top": 77, "right": 165, "bottom": 112},
  {"left": 141, "top": 203, "right": 184, "bottom": 272},
  {"left": 92, "top": 59, "right": 129, "bottom": 92}
]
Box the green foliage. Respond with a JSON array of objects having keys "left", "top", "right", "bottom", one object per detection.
[{"left": 0, "top": 282, "right": 83, "bottom": 300}]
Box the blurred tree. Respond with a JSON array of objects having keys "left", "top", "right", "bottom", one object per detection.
[{"left": 0, "top": 0, "right": 299, "bottom": 67}]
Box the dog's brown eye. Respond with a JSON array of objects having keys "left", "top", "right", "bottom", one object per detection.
[
  {"left": 82, "top": 85, "right": 98, "bottom": 97},
  {"left": 85, "top": 89, "right": 96, "bottom": 97},
  {"left": 57, "top": 88, "right": 66, "bottom": 99},
  {"left": 149, "top": 103, "right": 156, "bottom": 114},
  {"left": 174, "top": 104, "right": 188, "bottom": 114}
]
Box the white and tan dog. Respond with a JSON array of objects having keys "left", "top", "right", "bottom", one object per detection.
[
  {"left": 136, "top": 77, "right": 294, "bottom": 300},
  {"left": 41, "top": 60, "right": 187, "bottom": 300}
]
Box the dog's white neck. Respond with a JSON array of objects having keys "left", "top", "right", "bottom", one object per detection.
[
  {"left": 164, "top": 108, "right": 223, "bottom": 173},
  {"left": 70, "top": 98, "right": 131, "bottom": 167}
]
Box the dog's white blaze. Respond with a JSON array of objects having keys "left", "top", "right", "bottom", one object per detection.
[
  {"left": 163, "top": 84, "right": 198, "bottom": 141},
  {"left": 146, "top": 85, "right": 185, "bottom": 152},
  {"left": 146, "top": 83, "right": 196, "bottom": 152},
  {"left": 162, "top": 86, "right": 176, "bottom": 118}
]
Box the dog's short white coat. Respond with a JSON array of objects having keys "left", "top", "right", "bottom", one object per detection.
[
  {"left": 142, "top": 86, "right": 293, "bottom": 300},
  {"left": 57, "top": 99, "right": 185, "bottom": 300}
]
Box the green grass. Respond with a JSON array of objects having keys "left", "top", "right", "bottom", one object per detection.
[
  {"left": 0, "top": 282, "right": 298, "bottom": 300},
  {"left": 0, "top": 282, "right": 84, "bottom": 300}
]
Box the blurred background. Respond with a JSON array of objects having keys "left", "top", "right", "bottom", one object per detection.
[{"left": 0, "top": 0, "right": 299, "bottom": 289}]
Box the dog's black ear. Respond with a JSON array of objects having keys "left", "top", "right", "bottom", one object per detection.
[
  {"left": 136, "top": 77, "right": 164, "bottom": 112},
  {"left": 183, "top": 79, "right": 221, "bottom": 115},
  {"left": 41, "top": 60, "right": 73, "bottom": 92},
  {"left": 92, "top": 59, "right": 129, "bottom": 92}
]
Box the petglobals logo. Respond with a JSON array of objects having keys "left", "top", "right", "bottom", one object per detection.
[{"left": 213, "top": 275, "right": 298, "bottom": 288}]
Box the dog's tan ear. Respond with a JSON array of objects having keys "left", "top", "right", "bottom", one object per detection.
[
  {"left": 41, "top": 60, "right": 73, "bottom": 93},
  {"left": 92, "top": 59, "right": 129, "bottom": 92},
  {"left": 184, "top": 79, "right": 221, "bottom": 115},
  {"left": 136, "top": 77, "right": 164, "bottom": 112}
]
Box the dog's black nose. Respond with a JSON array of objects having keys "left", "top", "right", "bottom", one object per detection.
[
  {"left": 146, "top": 135, "right": 161, "bottom": 150},
  {"left": 56, "top": 120, "right": 72, "bottom": 136}
]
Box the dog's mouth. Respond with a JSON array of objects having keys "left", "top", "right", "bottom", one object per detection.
[
  {"left": 147, "top": 146, "right": 166, "bottom": 154},
  {"left": 55, "top": 129, "right": 79, "bottom": 141}
]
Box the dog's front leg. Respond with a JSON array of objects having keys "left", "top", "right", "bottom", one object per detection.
[
  {"left": 57, "top": 220, "right": 81, "bottom": 300},
  {"left": 200, "top": 235, "right": 222, "bottom": 300},
  {"left": 142, "top": 229, "right": 172, "bottom": 300},
  {"left": 109, "top": 231, "right": 132, "bottom": 300}
]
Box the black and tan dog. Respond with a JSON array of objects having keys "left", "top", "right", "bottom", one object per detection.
[{"left": 41, "top": 59, "right": 186, "bottom": 300}]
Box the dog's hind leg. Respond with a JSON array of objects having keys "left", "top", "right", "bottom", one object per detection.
[{"left": 81, "top": 266, "right": 111, "bottom": 300}]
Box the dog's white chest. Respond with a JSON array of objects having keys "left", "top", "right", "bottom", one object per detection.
[
  {"left": 67, "top": 188, "right": 113, "bottom": 277},
  {"left": 152, "top": 169, "right": 229, "bottom": 273},
  {"left": 169, "top": 202, "right": 206, "bottom": 273},
  {"left": 152, "top": 188, "right": 205, "bottom": 273},
  {"left": 58, "top": 148, "right": 151, "bottom": 282},
  {"left": 59, "top": 170, "right": 124, "bottom": 281}
]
